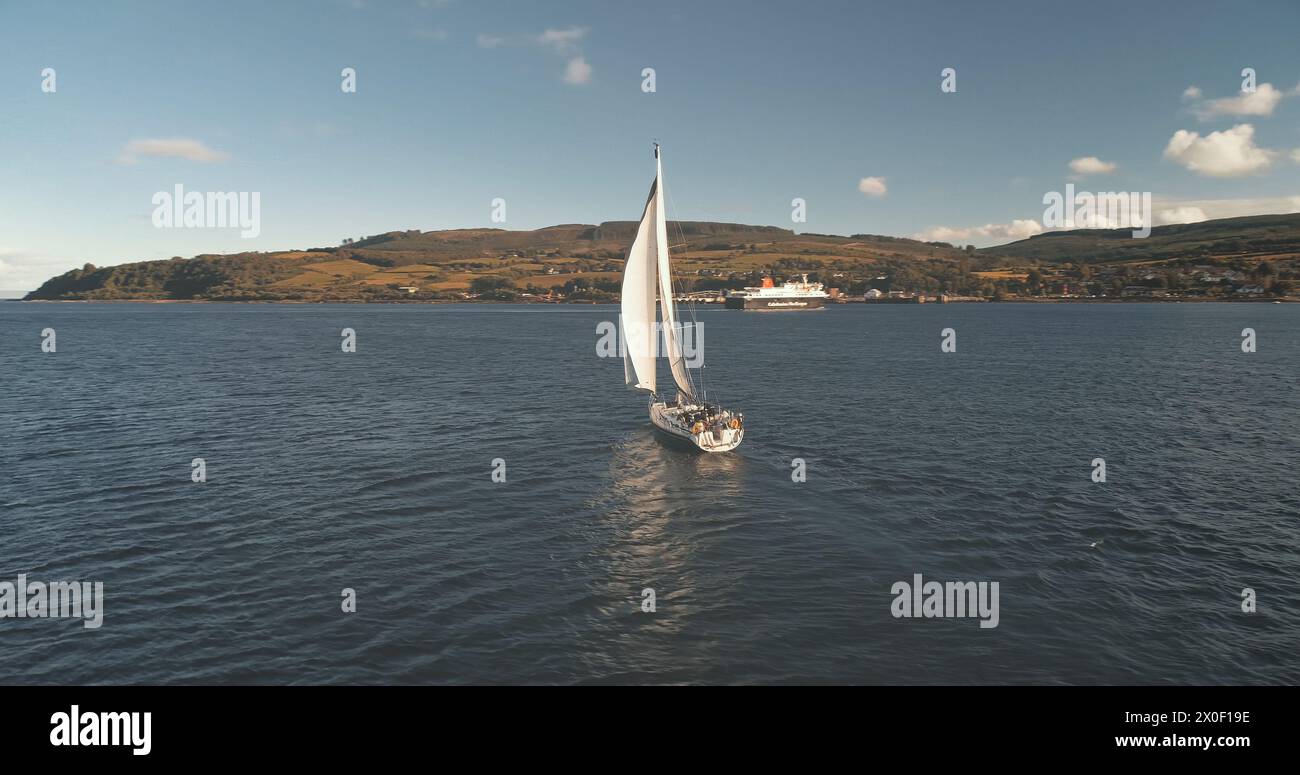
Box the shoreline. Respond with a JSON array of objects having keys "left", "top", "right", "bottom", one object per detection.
[{"left": 8, "top": 297, "right": 1296, "bottom": 305}]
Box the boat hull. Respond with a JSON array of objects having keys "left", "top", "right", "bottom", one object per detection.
[
  {"left": 649, "top": 401, "right": 743, "bottom": 452},
  {"left": 724, "top": 296, "right": 825, "bottom": 310}
]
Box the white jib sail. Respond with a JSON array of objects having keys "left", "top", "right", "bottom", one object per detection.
[
  {"left": 621, "top": 167, "right": 659, "bottom": 393},
  {"left": 653, "top": 149, "right": 695, "bottom": 402}
]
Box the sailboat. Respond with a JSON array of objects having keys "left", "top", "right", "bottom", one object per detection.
[{"left": 620, "top": 144, "right": 744, "bottom": 452}]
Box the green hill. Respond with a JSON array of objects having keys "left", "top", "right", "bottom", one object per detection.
[
  {"left": 24, "top": 222, "right": 971, "bottom": 301},
  {"left": 23, "top": 213, "right": 1300, "bottom": 301},
  {"left": 981, "top": 213, "right": 1300, "bottom": 264}
]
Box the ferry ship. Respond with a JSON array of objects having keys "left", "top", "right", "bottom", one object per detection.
[{"left": 724, "top": 275, "right": 828, "bottom": 310}]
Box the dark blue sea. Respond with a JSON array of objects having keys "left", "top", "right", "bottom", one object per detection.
[{"left": 1, "top": 302, "right": 1296, "bottom": 684}]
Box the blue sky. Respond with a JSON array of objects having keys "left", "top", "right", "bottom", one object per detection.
[{"left": 2, "top": 0, "right": 1299, "bottom": 293}]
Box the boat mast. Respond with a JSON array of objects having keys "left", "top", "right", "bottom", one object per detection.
[{"left": 653, "top": 143, "right": 699, "bottom": 405}]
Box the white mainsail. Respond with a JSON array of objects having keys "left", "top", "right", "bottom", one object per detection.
[
  {"left": 621, "top": 165, "right": 659, "bottom": 393},
  {"left": 621, "top": 145, "right": 695, "bottom": 401}
]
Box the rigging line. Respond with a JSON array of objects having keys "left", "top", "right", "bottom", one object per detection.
[
  {"left": 655, "top": 202, "right": 696, "bottom": 400},
  {"left": 660, "top": 180, "right": 696, "bottom": 400},
  {"left": 674, "top": 197, "right": 709, "bottom": 405},
  {"left": 663, "top": 179, "right": 711, "bottom": 406}
]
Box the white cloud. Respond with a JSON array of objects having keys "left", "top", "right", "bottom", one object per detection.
[
  {"left": 537, "top": 26, "right": 587, "bottom": 55},
  {"left": 1153, "top": 206, "right": 1208, "bottom": 225},
  {"left": 413, "top": 27, "right": 448, "bottom": 41},
  {"left": 479, "top": 26, "right": 593, "bottom": 84},
  {"left": 1292, "top": 148, "right": 1300, "bottom": 163},
  {"left": 913, "top": 193, "right": 1300, "bottom": 247},
  {"left": 0, "top": 251, "right": 13, "bottom": 290},
  {"left": 1163, "top": 124, "right": 1277, "bottom": 177},
  {"left": 0, "top": 247, "right": 76, "bottom": 296},
  {"left": 117, "top": 138, "right": 228, "bottom": 165},
  {"left": 563, "top": 56, "right": 592, "bottom": 85},
  {"left": 1194, "top": 83, "right": 1285, "bottom": 119},
  {"left": 857, "top": 177, "right": 887, "bottom": 197},
  {"left": 912, "top": 219, "right": 1043, "bottom": 245},
  {"left": 1182, "top": 85, "right": 1202, "bottom": 101},
  {"left": 1151, "top": 194, "right": 1300, "bottom": 222},
  {"left": 1068, "top": 156, "right": 1117, "bottom": 175}
]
